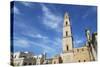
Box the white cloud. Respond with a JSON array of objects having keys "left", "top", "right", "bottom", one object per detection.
[
  {"left": 14, "top": 30, "right": 61, "bottom": 56},
  {"left": 14, "top": 38, "right": 30, "bottom": 48},
  {"left": 13, "top": 2, "right": 33, "bottom": 15},
  {"left": 13, "top": 35, "right": 52, "bottom": 52},
  {"left": 74, "top": 39, "right": 83, "bottom": 44},
  {"left": 30, "top": 41, "right": 56, "bottom": 53},
  {"left": 53, "top": 38, "right": 62, "bottom": 46},
  {"left": 13, "top": 6, "right": 20, "bottom": 15},
  {"left": 27, "top": 33, "right": 61, "bottom": 53},
  {"left": 21, "top": 1, "right": 33, "bottom": 7},
  {"left": 14, "top": 28, "right": 55, "bottom": 50},
  {"left": 73, "top": 36, "right": 85, "bottom": 47},
  {"left": 14, "top": 36, "right": 57, "bottom": 53},
  {"left": 14, "top": 19, "right": 48, "bottom": 40},
  {"left": 13, "top": 3, "right": 62, "bottom": 55},
  {"left": 30, "top": 33, "right": 47, "bottom": 39},
  {"left": 21, "top": 30, "right": 48, "bottom": 40},
  {"left": 41, "top": 4, "right": 63, "bottom": 32}
]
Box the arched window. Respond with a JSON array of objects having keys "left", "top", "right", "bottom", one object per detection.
[
  {"left": 84, "top": 60, "right": 86, "bottom": 62},
  {"left": 66, "top": 31, "right": 68, "bottom": 36},
  {"left": 78, "top": 60, "right": 80, "bottom": 62},
  {"left": 59, "top": 56, "right": 63, "bottom": 63},
  {"left": 77, "top": 49, "right": 79, "bottom": 52},
  {"left": 82, "top": 48, "right": 84, "bottom": 51},
  {"left": 66, "top": 16, "right": 68, "bottom": 19},
  {"left": 66, "top": 45, "right": 69, "bottom": 51},
  {"left": 66, "top": 21, "right": 68, "bottom": 25}
]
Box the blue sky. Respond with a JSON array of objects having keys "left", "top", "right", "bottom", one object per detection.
[{"left": 11, "top": 1, "right": 97, "bottom": 58}]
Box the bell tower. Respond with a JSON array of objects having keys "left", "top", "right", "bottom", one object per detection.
[
  {"left": 62, "top": 12, "right": 73, "bottom": 53},
  {"left": 61, "top": 12, "right": 74, "bottom": 63}
]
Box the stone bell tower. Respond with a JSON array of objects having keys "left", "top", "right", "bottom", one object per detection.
[
  {"left": 62, "top": 12, "right": 73, "bottom": 52},
  {"left": 61, "top": 12, "right": 74, "bottom": 63}
]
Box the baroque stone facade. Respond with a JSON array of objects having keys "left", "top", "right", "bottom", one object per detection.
[{"left": 52, "top": 12, "right": 97, "bottom": 64}]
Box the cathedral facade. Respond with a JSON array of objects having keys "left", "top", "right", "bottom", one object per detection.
[{"left": 52, "top": 12, "right": 97, "bottom": 64}]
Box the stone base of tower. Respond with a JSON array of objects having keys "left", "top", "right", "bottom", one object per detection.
[{"left": 61, "top": 52, "right": 74, "bottom": 63}]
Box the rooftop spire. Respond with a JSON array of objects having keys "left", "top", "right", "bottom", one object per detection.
[{"left": 64, "top": 12, "right": 69, "bottom": 19}]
